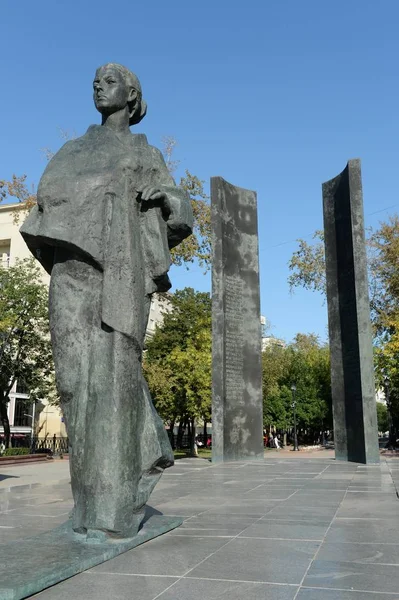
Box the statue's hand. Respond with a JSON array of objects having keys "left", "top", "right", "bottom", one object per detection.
[
  {"left": 137, "top": 186, "right": 165, "bottom": 202},
  {"left": 137, "top": 186, "right": 170, "bottom": 209}
]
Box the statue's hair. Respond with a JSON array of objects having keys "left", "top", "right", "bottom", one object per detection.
[{"left": 96, "top": 63, "right": 147, "bottom": 126}]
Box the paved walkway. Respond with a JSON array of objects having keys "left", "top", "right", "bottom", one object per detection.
[{"left": 1, "top": 455, "right": 399, "bottom": 599}]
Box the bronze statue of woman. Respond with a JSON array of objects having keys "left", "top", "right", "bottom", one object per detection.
[{"left": 20, "top": 63, "right": 193, "bottom": 538}]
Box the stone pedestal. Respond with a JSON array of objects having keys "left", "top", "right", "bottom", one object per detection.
[
  {"left": 322, "top": 159, "right": 379, "bottom": 464},
  {"left": 0, "top": 511, "right": 182, "bottom": 600},
  {"left": 211, "top": 176, "right": 263, "bottom": 462}
]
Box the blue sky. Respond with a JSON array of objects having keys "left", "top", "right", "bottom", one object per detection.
[{"left": 2, "top": 0, "right": 399, "bottom": 343}]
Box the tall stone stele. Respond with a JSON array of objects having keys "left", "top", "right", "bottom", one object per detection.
[
  {"left": 211, "top": 176, "right": 263, "bottom": 462},
  {"left": 322, "top": 159, "right": 379, "bottom": 464},
  {"left": 20, "top": 63, "right": 193, "bottom": 538}
]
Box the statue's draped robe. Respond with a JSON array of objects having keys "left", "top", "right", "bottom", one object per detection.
[{"left": 20, "top": 126, "right": 193, "bottom": 536}]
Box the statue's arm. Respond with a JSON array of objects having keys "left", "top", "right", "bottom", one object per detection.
[{"left": 151, "top": 147, "right": 194, "bottom": 249}]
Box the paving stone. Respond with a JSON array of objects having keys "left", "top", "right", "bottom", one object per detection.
[
  {"left": 188, "top": 537, "right": 320, "bottom": 584},
  {"left": 33, "top": 573, "right": 178, "bottom": 599},
  {"left": 327, "top": 519, "right": 399, "bottom": 544},
  {"left": 303, "top": 559, "right": 399, "bottom": 594},
  {"left": 266, "top": 505, "right": 337, "bottom": 521},
  {"left": 91, "top": 534, "right": 230, "bottom": 577},
  {"left": 296, "top": 588, "right": 399, "bottom": 599},
  {"left": 317, "top": 541, "right": 399, "bottom": 564},
  {"left": 156, "top": 577, "right": 298, "bottom": 599},
  {"left": 240, "top": 518, "right": 329, "bottom": 541}
]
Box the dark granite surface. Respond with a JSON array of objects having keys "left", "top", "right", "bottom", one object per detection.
[
  {"left": 211, "top": 176, "right": 263, "bottom": 462},
  {"left": 322, "top": 160, "right": 379, "bottom": 464}
]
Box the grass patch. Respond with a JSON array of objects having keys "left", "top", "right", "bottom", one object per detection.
[
  {"left": 173, "top": 450, "right": 189, "bottom": 460},
  {"left": 198, "top": 448, "right": 212, "bottom": 459},
  {"left": 174, "top": 448, "right": 212, "bottom": 460}
]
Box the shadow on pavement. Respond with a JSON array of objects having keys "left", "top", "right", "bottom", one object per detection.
[{"left": 0, "top": 474, "right": 19, "bottom": 482}]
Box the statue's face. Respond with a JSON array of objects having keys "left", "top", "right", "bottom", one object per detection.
[{"left": 93, "top": 66, "right": 131, "bottom": 115}]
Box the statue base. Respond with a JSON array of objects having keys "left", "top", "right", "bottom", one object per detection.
[{"left": 0, "top": 508, "right": 183, "bottom": 600}]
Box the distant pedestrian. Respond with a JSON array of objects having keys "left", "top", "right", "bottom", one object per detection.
[{"left": 274, "top": 435, "right": 280, "bottom": 450}]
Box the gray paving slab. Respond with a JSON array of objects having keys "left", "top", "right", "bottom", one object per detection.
[
  {"left": 34, "top": 573, "right": 178, "bottom": 599},
  {"left": 303, "top": 559, "right": 399, "bottom": 594},
  {"left": 155, "top": 577, "right": 298, "bottom": 599},
  {"left": 0, "top": 461, "right": 70, "bottom": 488},
  {"left": 296, "top": 589, "right": 399, "bottom": 599},
  {"left": 202, "top": 499, "right": 280, "bottom": 516},
  {"left": 266, "top": 505, "right": 338, "bottom": 520},
  {"left": 244, "top": 487, "right": 300, "bottom": 500},
  {"left": 240, "top": 518, "right": 330, "bottom": 541},
  {"left": 317, "top": 541, "right": 399, "bottom": 564},
  {"left": 188, "top": 538, "right": 320, "bottom": 584},
  {"left": 180, "top": 513, "right": 260, "bottom": 529},
  {"left": 336, "top": 495, "right": 398, "bottom": 519},
  {"left": 282, "top": 494, "right": 344, "bottom": 507},
  {"left": 326, "top": 518, "right": 399, "bottom": 544},
  {"left": 91, "top": 534, "right": 230, "bottom": 577}
]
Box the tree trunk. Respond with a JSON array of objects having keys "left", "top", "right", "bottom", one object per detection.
[
  {"left": 176, "top": 417, "right": 185, "bottom": 449},
  {"left": 169, "top": 419, "right": 175, "bottom": 449},
  {"left": 203, "top": 421, "right": 207, "bottom": 447},
  {"left": 0, "top": 396, "right": 11, "bottom": 449},
  {"left": 190, "top": 418, "right": 197, "bottom": 456}
]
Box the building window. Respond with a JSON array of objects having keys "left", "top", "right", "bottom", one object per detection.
[
  {"left": 13, "top": 398, "right": 33, "bottom": 427},
  {"left": 16, "top": 380, "right": 30, "bottom": 395},
  {"left": 0, "top": 240, "right": 11, "bottom": 268}
]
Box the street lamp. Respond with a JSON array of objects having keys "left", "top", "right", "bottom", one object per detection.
[{"left": 291, "top": 384, "right": 298, "bottom": 451}]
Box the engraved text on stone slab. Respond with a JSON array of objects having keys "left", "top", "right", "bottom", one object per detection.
[{"left": 224, "top": 275, "right": 244, "bottom": 405}]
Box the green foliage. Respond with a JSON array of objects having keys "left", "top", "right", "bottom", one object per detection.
[
  {"left": 144, "top": 288, "right": 211, "bottom": 429},
  {"left": 161, "top": 137, "right": 211, "bottom": 271},
  {"left": 171, "top": 171, "right": 211, "bottom": 271},
  {"left": 0, "top": 259, "right": 57, "bottom": 447},
  {"left": 262, "top": 334, "right": 332, "bottom": 442},
  {"left": 376, "top": 402, "right": 389, "bottom": 433},
  {"left": 262, "top": 345, "right": 291, "bottom": 430},
  {"left": 3, "top": 447, "right": 30, "bottom": 456},
  {"left": 288, "top": 230, "right": 326, "bottom": 295}
]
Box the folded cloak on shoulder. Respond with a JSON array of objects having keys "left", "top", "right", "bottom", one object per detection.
[{"left": 21, "top": 125, "right": 193, "bottom": 344}]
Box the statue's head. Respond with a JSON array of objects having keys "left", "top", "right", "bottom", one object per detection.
[{"left": 93, "top": 63, "right": 147, "bottom": 126}]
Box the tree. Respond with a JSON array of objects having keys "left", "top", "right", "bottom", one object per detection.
[
  {"left": 376, "top": 402, "right": 389, "bottom": 434},
  {"left": 171, "top": 171, "right": 211, "bottom": 270},
  {"left": 262, "top": 334, "right": 332, "bottom": 444},
  {"left": 368, "top": 216, "right": 399, "bottom": 332},
  {"left": 144, "top": 288, "right": 211, "bottom": 453},
  {"left": 0, "top": 175, "right": 36, "bottom": 222},
  {"left": 262, "top": 345, "right": 291, "bottom": 431},
  {"left": 288, "top": 230, "right": 326, "bottom": 295},
  {"left": 0, "top": 259, "right": 55, "bottom": 447},
  {"left": 287, "top": 334, "right": 332, "bottom": 440},
  {"left": 288, "top": 216, "right": 399, "bottom": 439}
]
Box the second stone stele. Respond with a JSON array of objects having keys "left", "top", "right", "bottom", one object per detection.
[{"left": 211, "top": 176, "right": 264, "bottom": 462}]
